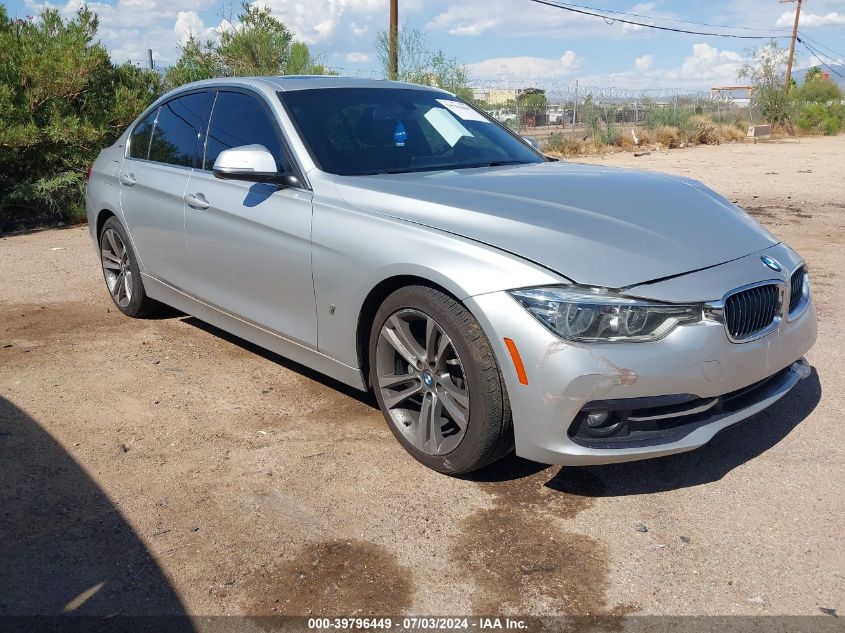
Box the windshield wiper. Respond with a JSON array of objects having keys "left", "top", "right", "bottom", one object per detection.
[
  {"left": 357, "top": 160, "right": 533, "bottom": 176},
  {"left": 477, "top": 160, "right": 532, "bottom": 167}
]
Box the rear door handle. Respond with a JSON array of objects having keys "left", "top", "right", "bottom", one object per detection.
[
  {"left": 185, "top": 193, "right": 209, "bottom": 210},
  {"left": 119, "top": 173, "right": 136, "bottom": 187}
]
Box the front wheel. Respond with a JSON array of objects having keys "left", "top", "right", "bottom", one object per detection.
[{"left": 369, "top": 286, "right": 513, "bottom": 474}]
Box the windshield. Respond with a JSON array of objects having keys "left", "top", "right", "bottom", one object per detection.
[{"left": 279, "top": 87, "right": 544, "bottom": 176}]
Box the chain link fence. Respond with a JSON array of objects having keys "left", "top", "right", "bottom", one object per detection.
[{"left": 464, "top": 80, "right": 762, "bottom": 140}]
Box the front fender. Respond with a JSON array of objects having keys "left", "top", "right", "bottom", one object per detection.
[{"left": 311, "top": 194, "right": 564, "bottom": 369}]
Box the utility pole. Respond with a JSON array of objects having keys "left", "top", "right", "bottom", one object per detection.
[
  {"left": 147, "top": 49, "right": 154, "bottom": 71},
  {"left": 781, "top": 0, "right": 803, "bottom": 90},
  {"left": 388, "top": 0, "right": 398, "bottom": 80}
]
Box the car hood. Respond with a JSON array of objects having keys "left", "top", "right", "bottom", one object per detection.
[{"left": 331, "top": 161, "right": 778, "bottom": 289}]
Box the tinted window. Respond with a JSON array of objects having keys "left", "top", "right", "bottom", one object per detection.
[
  {"left": 279, "top": 88, "right": 543, "bottom": 176},
  {"left": 148, "top": 92, "right": 209, "bottom": 167},
  {"left": 129, "top": 108, "right": 157, "bottom": 160},
  {"left": 205, "top": 91, "right": 287, "bottom": 171}
]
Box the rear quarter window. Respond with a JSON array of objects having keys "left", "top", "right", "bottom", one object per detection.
[{"left": 128, "top": 109, "right": 157, "bottom": 160}]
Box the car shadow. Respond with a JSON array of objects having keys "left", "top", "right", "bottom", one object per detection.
[
  {"left": 176, "top": 312, "right": 820, "bottom": 496},
  {"left": 181, "top": 316, "right": 378, "bottom": 409},
  {"left": 466, "top": 369, "right": 822, "bottom": 496},
  {"left": 0, "top": 397, "right": 193, "bottom": 625},
  {"left": 545, "top": 368, "right": 822, "bottom": 497}
]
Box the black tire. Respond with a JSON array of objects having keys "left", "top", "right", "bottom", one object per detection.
[
  {"left": 369, "top": 285, "right": 514, "bottom": 474},
  {"left": 99, "top": 217, "right": 159, "bottom": 318}
]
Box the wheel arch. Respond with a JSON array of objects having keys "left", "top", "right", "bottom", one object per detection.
[
  {"left": 95, "top": 208, "right": 117, "bottom": 240},
  {"left": 356, "top": 275, "right": 463, "bottom": 389}
]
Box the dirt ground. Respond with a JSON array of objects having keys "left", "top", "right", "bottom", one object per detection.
[{"left": 1, "top": 136, "right": 843, "bottom": 621}]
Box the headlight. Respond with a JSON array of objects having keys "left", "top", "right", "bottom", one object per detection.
[{"left": 509, "top": 286, "right": 702, "bottom": 343}]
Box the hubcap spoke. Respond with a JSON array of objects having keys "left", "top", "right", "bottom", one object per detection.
[
  {"left": 383, "top": 382, "right": 422, "bottom": 409},
  {"left": 102, "top": 249, "right": 121, "bottom": 265},
  {"left": 424, "top": 317, "right": 440, "bottom": 365},
  {"left": 383, "top": 315, "right": 424, "bottom": 369},
  {"left": 379, "top": 371, "right": 418, "bottom": 388},
  {"left": 124, "top": 271, "right": 133, "bottom": 303},
  {"left": 437, "top": 376, "right": 469, "bottom": 410},
  {"left": 106, "top": 230, "right": 124, "bottom": 259},
  {"left": 438, "top": 387, "right": 468, "bottom": 427}
]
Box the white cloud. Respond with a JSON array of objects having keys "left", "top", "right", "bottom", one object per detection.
[
  {"left": 679, "top": 43, "right": 743, "bottom": 83},
  {"left": 776, "top": 10, "right": 845, "bottom": 27},
  {"left": 257, "top": 0, "right": 424, "bottom": 46},
  {"left": 634, "top": 54, "right": 654, "bottom": 72},
  {"left": 576, "top": 43, "right": 747, "bottom": 90},
  {"left": 468, "top": 51, "right": 580, "bottom": 80},
  {"left": 174, "top": 11, "right": 219, "bottom": 45},
  {"left": 344, "top": 51, "right": 372, "bottom": 63},
  {"left": 26, "top": 0, "right": 217, "bottom": 62}
]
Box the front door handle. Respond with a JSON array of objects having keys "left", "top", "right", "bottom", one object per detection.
[
  {"left": 119, "top": 173, "right": 136, "bottom": 187},
  {"left": 185, "top": 193, "right": 210, "bottom": 210}
]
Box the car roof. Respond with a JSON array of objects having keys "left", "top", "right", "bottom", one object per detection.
[{"left": 175, "top": 75, "right": 451, "bottom": 94}]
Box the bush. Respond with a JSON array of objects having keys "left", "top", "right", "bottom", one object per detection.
[
  {"left": 795, "top": 103, "right": 843, "bottom": 136},
  {"left": 0, "top": 7, "right": 163, "bottom": 231},
  {"left": 655, "top": 126, "right": 683, "bottom": 148},
  {"left": 644, "top": 107, "right": 691, "bottom": 132},
  {"left": 689, "top": 116, "right": 719, "bottom": 145},
  {"left": 793, "top": 78, "right": 844, "bottom": 104},
  {"left": 544, "top": 132, "right": 583, "bottom": 156}
]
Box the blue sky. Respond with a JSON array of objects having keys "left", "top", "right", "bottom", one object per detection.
[{"left": 6, "top": 0, "right": 845, "bottom": 89}]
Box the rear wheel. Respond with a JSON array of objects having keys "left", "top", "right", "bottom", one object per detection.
[
  {"left": 99, "top": 217, "right": 158, "bottom": 318},
  {"left": 369, "top": 286, "right": 513, "bottom": 474}
]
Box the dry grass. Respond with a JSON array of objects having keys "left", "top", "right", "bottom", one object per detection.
[
  {"left": 655, "top": 126, "right": 683, "bottom": 149},
  {"left": 718, "top": 124, "right": 746, "bottom": 142},
  {"left": 542, "top": 117, "right": 774, "bottom": 158}
]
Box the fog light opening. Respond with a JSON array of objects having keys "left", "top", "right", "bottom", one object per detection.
[
  {"left": 586, "top": 411, "right": 611, "bottom": 428},
  {"left": 575, "top": 411, "right": 628, "bottom": 439}
]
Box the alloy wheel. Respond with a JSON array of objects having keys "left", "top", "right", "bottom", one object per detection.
[
  {"left": 100, "top": 228, "right": 132, "bottom": 308},
  {"left": 375, "top": 309, "right": 470, "bottom": 456}
]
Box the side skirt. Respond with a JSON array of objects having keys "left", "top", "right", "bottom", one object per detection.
[{"left": 142, "top": 274, "right": 367, "bottom": 391}]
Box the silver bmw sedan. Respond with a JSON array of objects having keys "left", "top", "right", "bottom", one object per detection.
[{"left": 85, "top": 76, "right": 816, "bottom": 474}]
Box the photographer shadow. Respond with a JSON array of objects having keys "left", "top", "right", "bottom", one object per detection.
[{"left": 0, "top": 397, "right": 192, "bottom": 625}]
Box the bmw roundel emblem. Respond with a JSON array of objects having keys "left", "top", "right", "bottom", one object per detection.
[{"left": 761, "top": 255, "right": 783, "bottom": 272}]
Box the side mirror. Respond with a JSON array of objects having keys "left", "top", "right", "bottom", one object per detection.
[
  {"left": 522, "top": 136, "right": 543, "bottom": 152},
  {"left": 212, "top": 144, "right": 299, "bottom": 187}
]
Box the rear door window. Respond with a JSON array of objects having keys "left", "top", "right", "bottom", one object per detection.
[
  {"left": 148, "top": 92, "right": 211, "bottom": 168},
  {"left": 204, "top": 91, "right": 288, "bottom": 172}
]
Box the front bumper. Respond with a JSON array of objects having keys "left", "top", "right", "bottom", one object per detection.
[{"left": 466, "top": 283, "right": 817, "bottom": 466}]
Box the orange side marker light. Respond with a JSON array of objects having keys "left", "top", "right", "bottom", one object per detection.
[{"left": 504, "top": 338, "right": 528, "bottom": 385}]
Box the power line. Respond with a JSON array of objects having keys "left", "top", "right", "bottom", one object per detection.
[
  {"left": 814, "top": 0, "right": 842, "bottom": 15},
  {"left": 798, "top": 32, "right": 845, "bottom": 61},
  {"left": 799, "top": 37, "right": 845, "bottom": 77},
  {"left": 538, "top": 0, "right": 792, "bottom": 33},
  {"left": 527, "top": 0, "right": 793, "bottom": 39}
]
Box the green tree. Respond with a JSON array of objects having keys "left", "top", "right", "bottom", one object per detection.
[
  {"left": 218, "top": 2, "right": 292, "bottom": 76},
  {"left": 163, "top": 34, "right": 223, "bottom": 88},
  {"left": 165, "top": 2, "right": 332, "bottom": 88},
  {"left": 804, "top": 66, "right": 823, "bottom": 82},
  {"left": 0, "top": 6, "right": 163, "bottom": 229},
  {"left": 739, "top": 41, "right": 792, "bottom": 125},
  {"left": 794, "top": 77, "right": 843, "bottom": 104},
  {"left": 286, "top": 40, "right": 334, "bottom": 75},
  {"left": 375, "top": 26, "right": 471, "bottom": 98}
]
